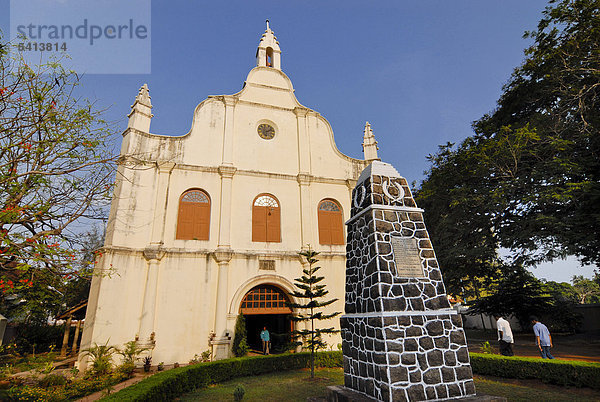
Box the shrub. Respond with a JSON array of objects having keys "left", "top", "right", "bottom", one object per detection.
[
  {"left": 103, "top": 351, "right": 343, "bottom": 401},
  {"left": 116, "top": 362, "right": 136, "bottom": 378},
  {"left": 5, "top": 371, "right": 130, "bottom": 401},
  {"left": 470, "top": 353, "right": 600, "bottom": 389},
  {"left": 233, "top": 384, "right": 245, "bottom": 401},
  {"left": 232, "top": 315, "right": 249, "bottom": 357},
  {"left": 118, "top": 340, "right": 152, "bottom": 366},
  {"left": 14, "top": 324, "right": 63, "bottom": 355},
  {"left": 38, "top": 374, "right": 66, "bottom": 388},
  {"left": 479, "top": 341, "right": 494, "bottom": 354},
  {"left": 81, "top": 341, "right": 117, "bottom": 376}
]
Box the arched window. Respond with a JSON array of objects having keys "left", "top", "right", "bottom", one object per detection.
[
  {"left": 318, "top": 199, "right": 344, "bottom": 245},
  {"left": 240, "top": 285, "right": 292, "bottom": 314},
  {"left": 252, "top": 194, "right": 281, "bottom": 242},
  {"left": 176, "top": 189, "right": 210, "bottom": 240}
]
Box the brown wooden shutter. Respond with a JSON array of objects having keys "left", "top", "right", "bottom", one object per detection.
[
  {"left": 176, "top": 190, "right": 210, "bottom": 240},
  {"left": 318, "top": 200, "right": 344, "bottom": 245},
  {"left": 266, "top": 206, "right": 281, "bottom": 242},
  {"left": 330, "top": 211, "right": 344, "bottom": 244},
  {"left": 253, "top": 194, "right": 281, "bottom": 243},
  {"left": 318, "top": 210, "right": 332, "bottom": 244},
  {"left": 193, "top": 203, "right": 210, "bottom": 240},
  {"left": 252, "top": 205, "right": 267, "bottom": 242}
]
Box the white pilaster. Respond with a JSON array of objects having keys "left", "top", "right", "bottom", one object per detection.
[
  {"left": 212, "top": 249, "right": 233, "bottom": 359},
  {"left": 150, "top": 162, "right": 176, "bottom": 245},
  {"left": 138, "top": 247, "right": 165, "bottom": 344},
  {"left": 221, "top": 96, "right": 237, "bottom": 164}
]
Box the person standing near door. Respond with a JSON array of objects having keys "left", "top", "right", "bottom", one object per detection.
[{"left": 260, "top": 327, "right": 270, "bottom": 355}]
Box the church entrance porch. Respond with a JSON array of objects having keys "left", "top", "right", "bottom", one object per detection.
[
  {"left": 245, "top": 313, "right": 292, "bottom": 353},
  {"left": 240, "top": 284, "right": 293, "bottom": 354}
]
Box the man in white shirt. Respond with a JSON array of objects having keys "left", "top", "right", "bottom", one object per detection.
[{"left": 493, "top": 315, "right": 514, "bottom": 356}]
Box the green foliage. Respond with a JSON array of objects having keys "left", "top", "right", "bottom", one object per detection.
[
  {"left": 470, "top": 267, "right": 553, "bottom": 328},
  {"left": 118, "top": 340, "right": 152, "bottom": 366},
  {"left": 189, "top": 350, "right": 211, "bottom": 365},
  {"left": 13, "top": 323, "right": 62, "bottom": 354},
  {"left": 81, "top": 341, "right": 116, "bottom": 376},
  {"left": 469, "top": 268, "right": 583, "bottom": 332},
  {"left": 470, "top": 353, "right": 600, "bottom": 389},
  {"left": 572, "top": 275, "right": 600, "bottom": 304},
  {"left": 37, "top": 374, "right": 66, "bottom": 388},
  {"left": 232, "top": 314, "right": 249, "bottom": 357},
  {"left": 116, "top": 362, "right": 136, "bottom": 378},
  {"left": 0, "top": 35, "right": 116, "bottom": 325},
  {"left": 102, "top": 351, "right": 343, "bottom": 402},
  {"left": 471, "top": 0, "right": 600, "bottom": 267},
  {"left": 4, "top": 370, "right": 130, "bottom": 401},
  {"left": 233, "top": 384, "right": 245, "bottom": 401},
  {"left": 479, "top": 341, "right": 494, "bottom": 355},
  {"left": 415, "top": 0, "right": 600, "bottom": 302},
  {"left": 289, "top": 247, "right": 340, "bottom": 378}
]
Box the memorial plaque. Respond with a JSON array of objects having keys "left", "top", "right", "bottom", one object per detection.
[{"left": 391, "top": 237, "right": 424, "bottom": 277}]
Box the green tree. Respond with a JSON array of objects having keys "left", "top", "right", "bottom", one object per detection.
[
  {"left": 571, "top": 275, "right": 600, "bottom": 303},
  {"left": 541, "top": 279, "right": 581, "bottom": 332},
  {"left": 0, "top": 38, "right": 116, "bottom": 323},
  {"left": 416, "top": 0, "right": 600, "bottom": 298},
  {"left": 471, "top": 0, "right": 600, "bottom": 266},
  {"left": 415, "top": 141, "right": 506, "bottom": 298},
  {"left": 469, "top": 267, "right": 553, "bottom": 328},
  {"left": 289, "top": 247, "right": 340, "bottom": 378},
  {"left": 232, "top": 314, "right": 249, "bottom": 357}
]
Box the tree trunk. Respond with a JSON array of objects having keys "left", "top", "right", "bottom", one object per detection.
[
  {"left": 473, "top": 282, "right": 487, "bottom": 331},
  {"left": 310, "top": 307, "right": 314, "bottom": 379}
]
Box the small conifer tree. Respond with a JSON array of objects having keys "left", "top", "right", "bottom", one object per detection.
[
  {"left": 289, "top": 246, "right": 340, "bottom": 378},
  {"left": 232, "top": 314, "right": 249, "bottom": 357}
]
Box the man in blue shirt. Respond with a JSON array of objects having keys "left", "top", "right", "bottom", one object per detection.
[
  {"left": 260, "top": 327, "right": 270, "bottom": 355},
  {"left": 530, "top": 316, "right": 554, "bottom": 359}
]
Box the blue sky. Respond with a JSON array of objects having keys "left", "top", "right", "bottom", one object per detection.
[{"left": 1, "top": 0, "right": 596, "bottom": 282}]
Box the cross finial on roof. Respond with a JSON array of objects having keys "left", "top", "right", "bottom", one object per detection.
[{"left": 266, "top": 19, "right": 270, "bottom": 31}]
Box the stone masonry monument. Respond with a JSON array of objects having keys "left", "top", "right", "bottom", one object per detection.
[{"left": 339, "top": 161, "right": 476, "bottom": 401}]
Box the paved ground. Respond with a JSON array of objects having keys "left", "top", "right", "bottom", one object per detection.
[{"left": 466, "top": 330, "right": 600, "bottom": 362}]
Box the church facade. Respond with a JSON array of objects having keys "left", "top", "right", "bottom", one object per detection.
[{"left": 78, "top": 24, "right": 380, "bottom": 368}]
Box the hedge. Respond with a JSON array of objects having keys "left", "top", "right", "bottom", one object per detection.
[
  {"left": 102, "top": 351, "right": 342, "bottom": 401},
  {"left": 470, "top": 353, "right": 600, "bottom": 389},
  {"left": 103, "top": 351, "right": 600, "bottom": 401}
]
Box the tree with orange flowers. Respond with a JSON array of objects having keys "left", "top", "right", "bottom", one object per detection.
[{"left": 0, "top": 36, "right": 116, "bottom": 324}]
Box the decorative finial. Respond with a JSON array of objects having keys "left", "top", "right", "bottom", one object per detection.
[
  {"left": 266, "top": 19, "right": 270, "bottom": 31},
  {"left": 128, "top": 83, "right": 153, "bottom": 132},
  {"left": 135, "top": 83, "right": 152, "bottom": 107},
  {"left": 362, "top": 121, "right": 380, "bottom": 162}
]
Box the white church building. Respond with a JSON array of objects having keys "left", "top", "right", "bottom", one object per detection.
[{"left": 78, "top": 23, "right": 381, "bottom": 368}]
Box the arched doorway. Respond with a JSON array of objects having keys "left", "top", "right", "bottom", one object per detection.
[{"left": 240, "top": 284, "right": 293, "bottom": 353}]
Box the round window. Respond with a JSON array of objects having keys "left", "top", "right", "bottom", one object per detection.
[{"left": 257, "top": 123, "right": 275, "bottom": 140}]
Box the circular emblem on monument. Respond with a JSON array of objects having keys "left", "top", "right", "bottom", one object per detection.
[
  {"left": 353, "top": 185, "right": 366, "bottom": 208},
  {"left": 257, "top": 123, "right": 275, "bottom": 140},
  {"left": 382, "top": 179, "right": 405, "bottom": 204}
]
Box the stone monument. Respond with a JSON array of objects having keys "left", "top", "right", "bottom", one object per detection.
[{"left": 338, "top": 161, "right": 476, "bottom": 401}]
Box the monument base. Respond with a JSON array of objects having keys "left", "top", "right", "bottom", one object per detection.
[
  {"left": 341, "top": 310, "right": 476, "bottom": 400},
  {"left": 326, "top": 385, "right": 507, "bottom": 402}
]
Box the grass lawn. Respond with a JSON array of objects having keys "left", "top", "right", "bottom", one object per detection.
[{"left": 177, "top": 368, "right": 600, "bottom": 401}]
